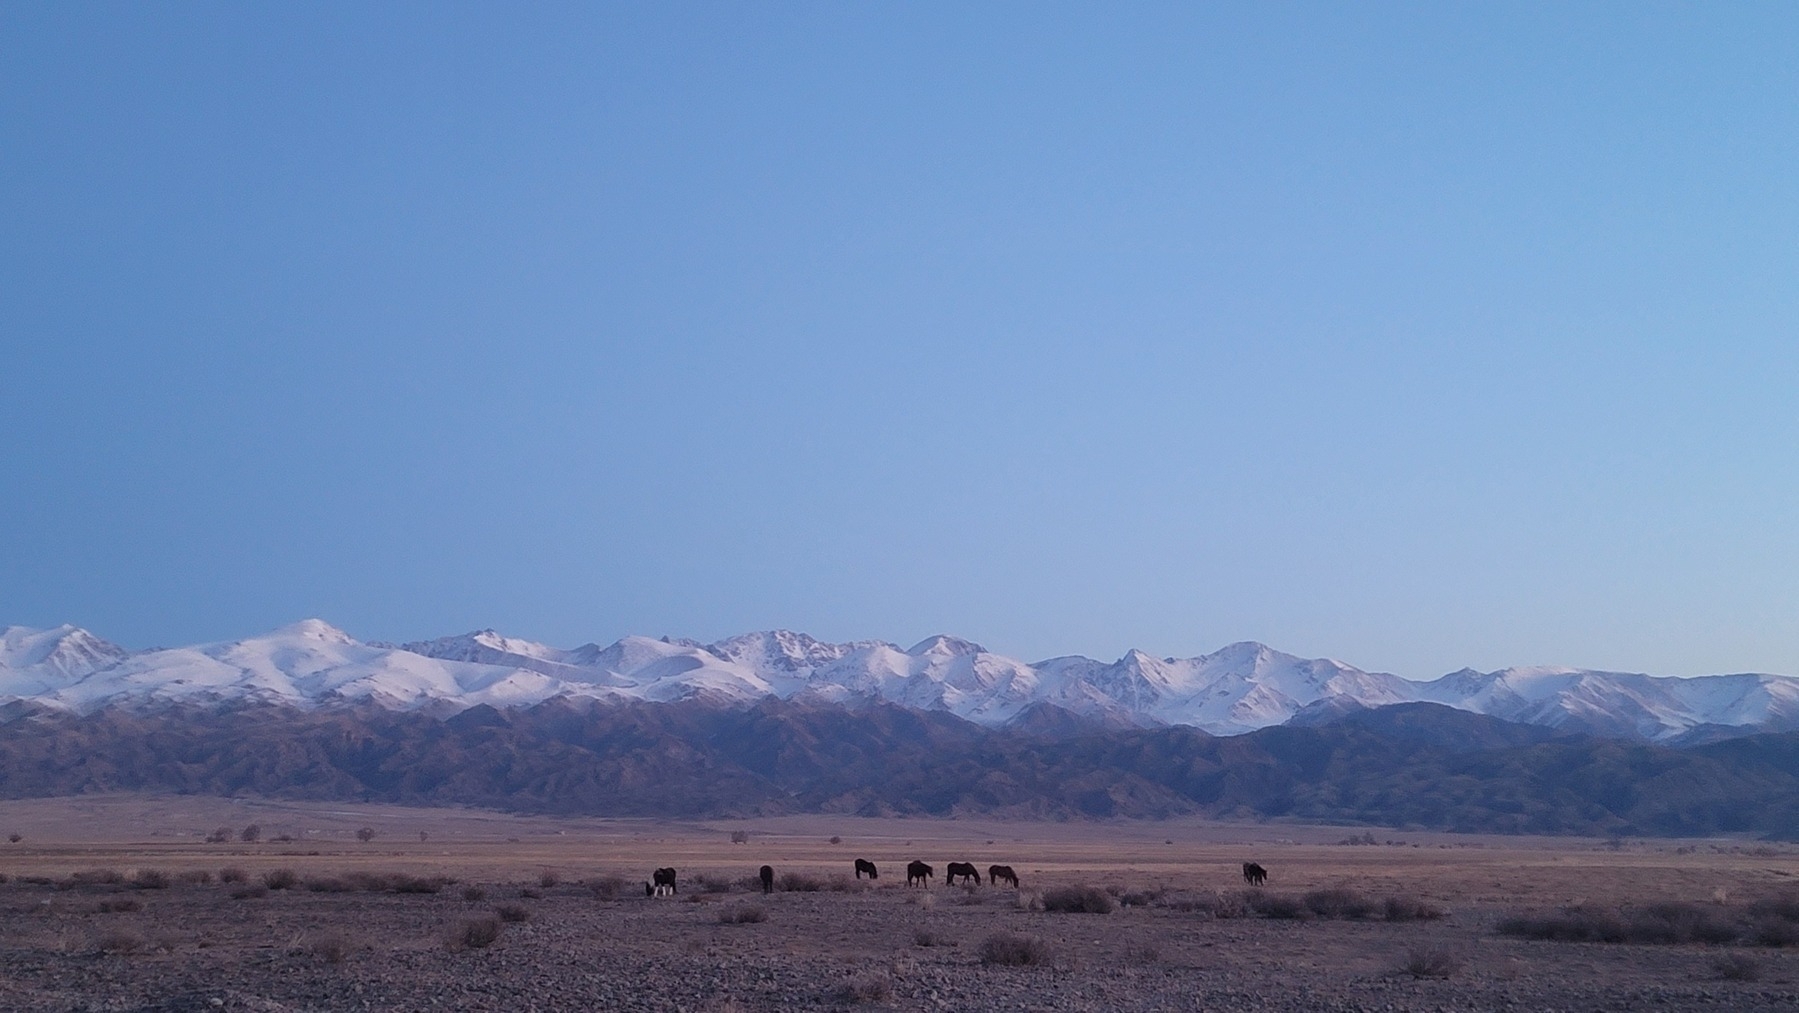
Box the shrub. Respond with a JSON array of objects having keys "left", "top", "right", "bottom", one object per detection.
[
  {"left": 719, "top": 905, "right": 767, "bottom": 924},
  {"left": 1247, "top": 892, "right": 1310, "bottom": 920},
  {"left": 239, "top": 825, "right": 261, "bottom": 843},
  {"left": 1304, "top": 888, "right": 1374, "bottom": 919},
  {"left": 1748, "top": 894, "right": 1799, "bottom": 923},
  {"left": 230, "top": 884, "right": 269, "bottom": 900},
  {"left": 205, "top": 826, "right": 232, "bottom": 844},
  {"left": 450, "top": 917, "right": 502, "bottom": 950},
  {"left": 538, "top": 870, "right": 560, "bottom": 888},
  {"left": 96, "top": 929, "right": 145, "bottom": 954},
  {"left": 778, "top": 872, "right": 825, "bottom": 892},
  {"left": 1383, "top": 896, "right": 1445, "bottom": 922},
  {"left": 355, "top": 827, "right": 375, "bottom": 843},
  {"left": 219, "top": 867, "right": 247, "bottom": 883},
  {"left": 392, "top": 875, "right": 445, "bottom": 894},
  {"left": 1400, "top": 946, "right": 1460, "bottom": 979},
  {"left": 589, "top": 875, "right": 626, "bottom": 900},
  {"left": 262, "top": 869, "right": 298, "bottom": 891},
  {"left": 980, "top": 931, "right": 1051, "bottom": 966},
  {"left": 307, "top": 931, "right": 353, "bottom": 965},
  {"left": 519, "top": 887, "right": 542, "bottom": 900},
  {"left": 729, "top": 830, "right": 749, "bottom": 844},
  {"left": 1712, "top": 953, "right": 1762, "bottom": 981},
  {"left": 462, "top": 886, "right": 488, "bottom": 902},
  {"left": 954, "top": 887, "right": 985, "bottom": 906},
  {"left": 177, "top": 870, "right": 213, "bottom": 886},
  {"left": 1497, "top": 904, "right": 1736, "bottom": 944},
  {"left": 829, "top": 835, "right": 843, "bottom": 845},
  {"left": 1042, "top": 885, "right": 1115, "bottom": 914},
  {"left": 913, "top": 927, "right": 942, "bottom": 947},
  {"left": 1751, "top": 917, "right": 1799, "bottom": 947},
  {"left": 1124, "top": 943, "right": 1161, "bottom": 965},
  {"left": 69, "top": 869, "right": 125, "bottom": 887},
  {"left": 306, "top": 878, "right": 355, "bottom": 893},
  {"left": 833, "top": 971, "right": 892, "bottom": 1004},
  {"left": 97, "top": 898, "right": 142, "bottom": 913},
  {"left": 693, "top": 873, "right": 737, "bottom": 893},
  {"left": 7, "top": 833, "right": 20, "bottom": 843},
  {"left": 496, "top": 903, "right": 531, "bottom": 923}
]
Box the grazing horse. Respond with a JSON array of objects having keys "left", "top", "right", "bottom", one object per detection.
[
  {"left": 854, "top": 858, "right": 879, "bottom": 880},
  {"left": 1242, "top": 862, "right": 1267, "bottom": 887},
  {"left": 906, "top": 861, "right": 933, "bottom": 887},
  {"left": 945, "top": 862, "right": 981, "bottom": 887},
  {"left": 758, "top": 865, "right": 774, "bottom": 894},
  {"left": 987, "top": 864, "right": 1019, "bottom": 888},
  {"left": 652, "top": 867, "right": 678, "bottom": 896}
]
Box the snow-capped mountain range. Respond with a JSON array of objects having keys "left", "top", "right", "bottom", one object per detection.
[{"left": 4, "top": 620, "right": 1799, "bottom": 743}]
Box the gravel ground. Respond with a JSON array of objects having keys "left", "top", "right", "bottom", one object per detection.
[{"left": 1, "top": 876, "right": 1796, "bottom": 1012}]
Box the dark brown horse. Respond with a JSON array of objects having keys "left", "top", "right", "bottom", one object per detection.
[
  {"left": 987, "top": 864, "right": 1019, "bottom": 888},
  {"left": 945, "top": 862, "right": 981, "bottom": 886},
  {"left": 906, "top": 861, "right": 933, "bottom": 887},
  {"left": 758, "top": 865, "right": 774, "bottom": 894},
  {"left": 854, "top": 858, "right": 878, "bottom": 880},
  {"left": 1242, "top": 862, "right": 1267, "bottom": 886}
]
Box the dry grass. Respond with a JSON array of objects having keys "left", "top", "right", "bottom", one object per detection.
[
  {"left": 218, "top": 867, "right": 247, "bottom": 883},
  {"left": 1711, "top": 952, "right": 1762, "bottom": 981},
  {"left": 306, "top": 931, "right": 354, "bottom": 965},
  {"left": 96, "top": 898, "right": 142, "bottom": 913},
  {"left": 261, "top": 868, "right": 299, "bottom": 891},
  {"left": 95, "top": 929, "right": 145, "bottom": 954},
  {"left": 496, "top": 903, "right": 531, "bottom": 923},
  {"left": 1497, "top": 903, "right": 1739, "bottom": 944}
]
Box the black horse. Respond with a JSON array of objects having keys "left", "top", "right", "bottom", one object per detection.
[
  {"left": 906, "top": 860, "right": 933, "bottom": 887},
  {"left": 854, "top": 858, "right": 879, "bottom": 880},
  {"left": 1242, "top": 862, "right": 1267, "bottom": 886},
  {"left": 945, "top": 862, "right": 981, "bottom": 887},
  {"left": 651, "top": 867, "right": 678, "bottom": 895},
  {"left": 987, "top": 864, "right": 1019, "bottom": 888},
  {"left": 758, "top": 865, "right": 774, "bottom": 894}
]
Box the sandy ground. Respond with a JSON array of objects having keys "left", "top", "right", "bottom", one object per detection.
[{"left": 0, "top": 795, "right": 1796, "bottom": 1011}]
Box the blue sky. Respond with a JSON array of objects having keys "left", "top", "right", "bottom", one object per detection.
[{"left": 3, "top": 2, "right": 1796, "bottom": 678}]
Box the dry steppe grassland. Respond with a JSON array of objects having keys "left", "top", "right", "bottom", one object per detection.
[{"left": 0, "top": 795, "right": 1797, "bottom": 1011}]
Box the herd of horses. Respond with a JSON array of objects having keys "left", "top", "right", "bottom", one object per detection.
[{"left": 644, "top": 859, "right": 1268, "bottom": 896}]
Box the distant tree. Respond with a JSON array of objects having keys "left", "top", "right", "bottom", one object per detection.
[
  {"left": 356, "top": 827, "right": 376, "bottom": 843},
  {"left": 419, "top": 830, "right": 429, "bottom": 842},
  {"left": 729, "top": 830, "right": 749, "bottom": 844},
  {"left": 7, "top": 833, "right": 19, "bottom": 844},
  {"left": 240, "top": 824, "right": 261, "bottom": 843},
  {"left": 205, "top": 826, "right": 231, "bottom": 844}
]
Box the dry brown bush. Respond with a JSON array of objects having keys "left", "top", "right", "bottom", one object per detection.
[
  {"left": 306, "top": 931, "right": 354, "bottom": 965},
  {"left": 462, "top": 886, "right": 488, "bottom": 902},
  {"left": 96, "top": 898, "right": 142, "bottom": 913},
  {"left": 777, "top": 872, "right": 825, "bottom": 892},
  {"left": 261, "top": 869, "right": 298, "bottom": 891},
  {"left": 589, "top": 875, "right": 626, "bottom": 900},
  {"left": 980, "top": 931, "right": 1051, "bottom": 966},
  {"left": 495, "top": 903, "right": 531, "bottom": 923},
  {"left": 449, "top": 917, "right": 502, "bottom": 950},
  {"left": 1712, "top": 952, "right": 1763, "bottom": 981},
  {"left": 218, "top": 867, "right": 247, "bottom": 883},
  {"left": 833, "top": 971, "right": 891, "bottom": 1004},
  {"left": 96, "top": 929, "right": 145, "bottom": 954},
  {"left": 1382, "top": 896, "right": 1445, "bottom": 922},
  {"left": 229, "top": 883, "right": 268, "bottom": 900},
  {"left": 912, "top": 927, "right": 942, "bottom": 947},
  {"left": 1400, "top": 946, "right": 1459, "bottom": 979},
  {"left": 538, "top": 870, "right": 560, "bottom": 888},
  {"left": 176, "top": 870, "right": 212, "bottom": 886},
  {"left": 718, "top": 905, "right": 767, "bottom": 924},
  {"left": 1303, "top": 888, "right": 1374, "bottom": 919},
  {"left": 1042, "top": 885, "right": 1114, "bottom": 914}
]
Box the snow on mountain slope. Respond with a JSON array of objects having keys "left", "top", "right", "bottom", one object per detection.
[{"left": 5, "top": 620, "right": 1799, "bottom": 741}]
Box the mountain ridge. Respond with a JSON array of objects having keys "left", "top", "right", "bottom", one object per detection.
[{"left": 5, "top": 619, "right": 1799, "bottom": 744}]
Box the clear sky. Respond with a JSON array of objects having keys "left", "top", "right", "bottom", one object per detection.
[{"left": 3, "top": 2, "right": 1796, "bottom": 679}]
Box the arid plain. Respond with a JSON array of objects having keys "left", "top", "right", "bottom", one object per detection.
[{"left": 1, "top": 795, "right": 1796, "bottom": 1011}]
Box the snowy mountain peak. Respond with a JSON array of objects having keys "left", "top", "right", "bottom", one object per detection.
[
  {"left": 908, "top": 634, "right": 986, "bottom": 657},
  {"left": 5, "top": 619, "right": 1799, "bottom": 743}
]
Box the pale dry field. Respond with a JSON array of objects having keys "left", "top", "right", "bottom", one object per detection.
[{"left": 0, "top": 795, "right": 1796, "bottom": 1011}]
